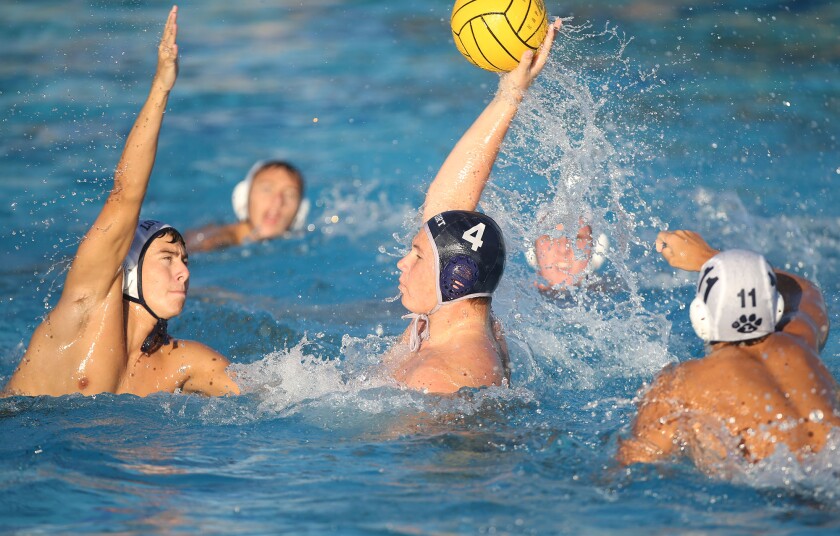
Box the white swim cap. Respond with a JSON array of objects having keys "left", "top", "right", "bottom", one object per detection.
[
  {"left": 231, "top": 161, "right": 262, "bottom": 222},
  {"left": 524, "top": 233, "right": 609, "bottom": 272},
  {"left": 231, "top": 160, "right": 310, "bottom": 230},
  {"left": 689, "top": 249, "right": 785, "bottom": 342}
]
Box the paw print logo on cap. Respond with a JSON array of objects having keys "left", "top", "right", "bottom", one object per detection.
[{"left": 732, "top": 314, "right": 763, "bottom": 334}]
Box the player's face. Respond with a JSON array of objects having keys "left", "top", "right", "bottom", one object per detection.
[
  {"left": 534, "top": 223, "right": 593, "bottom": 287},
  {"left": 397, "top": 231, "right": 438, "bottom": 314},
  {"left": 141, "top": 235, "right": 190, "bottom": 319},
  {"left": 248, "top": 167, "right": 302, "bottom": 239}
]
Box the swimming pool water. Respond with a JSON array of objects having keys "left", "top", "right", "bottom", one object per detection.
[{"left": 2, "top": 0, "right": 839, "bottom": 533}]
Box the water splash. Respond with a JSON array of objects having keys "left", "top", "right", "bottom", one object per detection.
[
  {"left": 315, "top": 179, "right": 412, "bottom": 239},
  {"left": 733, "top": 431, "right": 840, "bottom": 506},
  {"left": 480, "top": 23, "right": 676, "bottom": 393}
]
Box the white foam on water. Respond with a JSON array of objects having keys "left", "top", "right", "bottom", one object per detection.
[
  {"left": 225, "top": 335, "right": 538, "bottom": 432},
  {"left": 675, "top": 424, "right": 840, "bottom": 506},
  {"left": 733, "top": 431, "right": 840, "bottom": 505},
  {"left": 684, "top": 187, "right": 827, "bottom": 283},
  {"left": 315, "top": 179, "right": 412, "bottom": 239}
]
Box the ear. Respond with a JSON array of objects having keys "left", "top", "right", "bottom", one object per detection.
[
  {"left": 524, "top": 246, "right": 538, "bottom": 269},
  {"left": 291, "top": 198, "right": 311, "bottom": 231},
  {"left": 589, "top": 233, "right": 609, "bottom": 271},
  {"left": 774, "top": 292, "right": 785, "bottom": 324},
  {"left": 231, "top": 179, "right": 251, "bottom": 221},
  {"left": 689, "top": 295, "right": 712, "bottom": 341}
]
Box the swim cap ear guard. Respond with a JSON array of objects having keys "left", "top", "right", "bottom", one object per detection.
[
  {"left": 689, "top": 249, "right": 785, "bottom": 343},
  {"left": 524, "top": 233, "right": 609, "bottom": 272},
  {"left": 123, "top": 219, "right": 175, "bottom": 354},
  {"left": 232, "top": 160, "right": 309, "bottom": 231}
]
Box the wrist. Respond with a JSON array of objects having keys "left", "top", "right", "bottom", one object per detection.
[
  {"left": 497, "top": 71, "right": 530, "bottom": 101},
  {"left": 149, "top": 83, "right": 172, "bottom": 98},
  {"left": 689, "top": 248, "right": 719, "bottom": 271},
  {"left": 494, "top": 83, "right": 525, "bottom": 106},
  {"left": 702, "top": 248, "right": 720, "bottom": 264}
]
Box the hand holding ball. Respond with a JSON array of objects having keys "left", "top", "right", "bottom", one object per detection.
[{"left": 451, "top": 0, "right": 549, "bottom": 72}]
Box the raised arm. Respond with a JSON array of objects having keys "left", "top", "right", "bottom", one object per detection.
[
  {"left": 422, "top": 19, "right": 562, "bottom": 221},
  {"left": 62, "top": 6, "right": 180, "bottom": 303},
  {"left": 655, "top": 230, "right": 719, "bottom": 272}
]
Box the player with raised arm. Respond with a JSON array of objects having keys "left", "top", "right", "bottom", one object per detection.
[
  {"left": 385, "top": 19, "right": 563, "bottom": 394},
  {"left": 3, "top": 7, "right": 239, "bottom": 398},
  {"left": 618, "top": 229, "right": 836, "bottom": 467}
]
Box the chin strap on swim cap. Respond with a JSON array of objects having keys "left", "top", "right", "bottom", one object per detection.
[
  {"left": 140, "top": 318, "right": 169, "bottom": 355},
  {"left": 402, "top": 211, "right": 504, "bottom": 353},
  {"left": 401, "top": 313, "right": 430, "bottom": 353}
]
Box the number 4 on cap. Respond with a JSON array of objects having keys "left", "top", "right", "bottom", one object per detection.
[{"left": 462, "top": 223, "right": 485, "bottom": 251}]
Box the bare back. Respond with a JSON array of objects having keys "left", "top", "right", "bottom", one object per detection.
[
  {"left": 659, "top": 333, "right": 839, "bottom": 462},
  {"left": 619, "top": 229, "right": 837, "bottom": 466}
]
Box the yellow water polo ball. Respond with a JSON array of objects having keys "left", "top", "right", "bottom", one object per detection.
[{"left": 451, "top": 0, "right": 549, "bottom": 72}]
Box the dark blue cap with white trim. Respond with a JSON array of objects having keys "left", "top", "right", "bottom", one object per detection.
[{"left": 423, "top": 210, "right": 505, "bottom": 306}]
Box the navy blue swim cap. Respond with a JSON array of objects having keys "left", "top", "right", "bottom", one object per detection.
[{"left": 424, "top": 210, "right": 505, "bottom": 306}]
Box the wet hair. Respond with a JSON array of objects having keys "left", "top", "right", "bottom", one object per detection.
[
  {"left": 470, "top": 296, "right": 492, "bottom": 309},
  {"left": 159, "top": 227, "right": 187, "bottom": 250}
]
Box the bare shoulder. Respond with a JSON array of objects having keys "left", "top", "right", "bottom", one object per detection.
[
  {"left": 640, "top": 361, "right": 685, "bottom": 402},
  {"left": 166, "top": 339, "right": 239, "bottom": 396},
  {"left": 166, "top": 338, "right": 228, "bottom": 363},
  {"left": 777, "top": 271, "right": 829, "bottom": 351},
  {"left": 404, "top": 338, "right": 505, "bottom": 394},
  {"left": 779, "top": 310, "right": 825, "bottom": 352}
]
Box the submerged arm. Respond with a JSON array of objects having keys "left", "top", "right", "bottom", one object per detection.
[
  {"left": 422, "top": 20, "right": 561, "bottom": 221},
  {"left": 62, "top": 6, "right": 180, "bottom": 303},
  {"left": 617, "top": 366, "right": 682, "bottom": 465},
  {"left": 184, "top": 222, "right": 246, "bottom": 253}
]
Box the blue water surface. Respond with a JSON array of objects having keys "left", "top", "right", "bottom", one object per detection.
[{"left": 1, "top": 0, "right": 839, "bottom": 534}]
